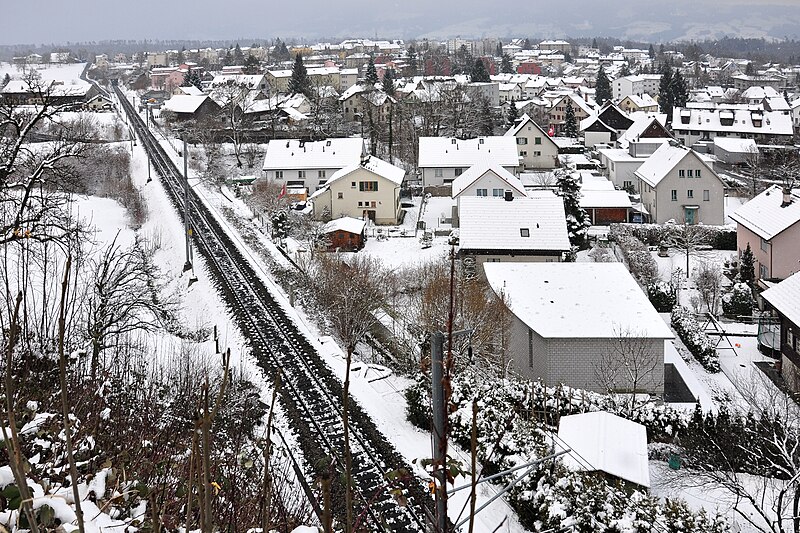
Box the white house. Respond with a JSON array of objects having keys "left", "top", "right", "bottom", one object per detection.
[
  {"left": 450, "top": 163, "right": 527, "bottom": 226},
  {"left": 458, "top": 196, "right": 569, "bottom": 276},
  {"left": 634, "top": 143, "right": 725, "bottom": 225},
  {"left": 612, "top": 74, "right": 662, "bottom": 102},
  {"left": 671, "top": 107, "right": 793, "bottom": 147},
  {"left": 262, "top": 138, "right": 366, "bottom": 192},
  {"left": 309, "top": 155, "right": 404, "bottom": 224},
  {"left": 504, "top": 114, "right": 559, "bottom": 170},
  {"left": 484, "top": 262, "right": 673, "bottom": 394},
  {"left": 418, "top": 136, "right": 520, "bottom": 188}
]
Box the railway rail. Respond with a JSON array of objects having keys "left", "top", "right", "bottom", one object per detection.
[{"left": 113, "top": 84, "right": 432, "bottom": 532}]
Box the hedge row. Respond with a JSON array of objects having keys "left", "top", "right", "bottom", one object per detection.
[
  {"left": 610, "top": 223, "right": 737, "bottom": 250},
  {"left": 671, "top": 306, "right": 720, "bottom": 372},
  {"left": 614, "top": 233, "right": 659, "bottom": 286}
]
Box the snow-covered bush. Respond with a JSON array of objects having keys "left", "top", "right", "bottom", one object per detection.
[
  {"left": 614, "top": 234, "right": 659, "bottom": 286},
  {"left": 647, "top": 281, "right": 676, "bottom": 312},
  {"left": 588, "top": 245, "right": 614, "bottom": 262},
  {"left": 671, "top": 306, "right": 720, "bottom": 372},
  {"left": 610, "top": 223, "right": 737, "bottom": 250},
  {"left": 722, "top": 282, "right": 755, "bottom": 318}
]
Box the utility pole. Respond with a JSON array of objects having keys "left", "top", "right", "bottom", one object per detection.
[
  {"left": 145, "top": 106, "right": 151, "bottom": 183},
  {"left": 430, "top": 330, "right": 447, "bottom": 533},
  {"left": 182, "top": 133, "right": 193, "bottom": 272}
]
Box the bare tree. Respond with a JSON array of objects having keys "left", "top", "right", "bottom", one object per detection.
[
  {"left": 694, "top": 262, "right": 724, "bottom": 316},
  {"left": 666, "top": 222, "right": 712, "bottom": 278},
  {"left": 211, "top": 79, "right": 257, "bottom": 168}
]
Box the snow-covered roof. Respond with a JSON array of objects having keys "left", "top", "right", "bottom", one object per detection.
[
  {"left": 621, "top": 94, "right": 658, "bottom": 108},
  {"left": 484, "top": 262, "right": 674, "bottom": 339},
  {"left": 741, "top": 85, "right": 779, "bottom": 100},
  {"left": 451, "top": 164, "right": 527, "bottom": 198},
  {"left": 729, "top": 185, "right": 800, "bottom": 240},
  {"left": 418, "top": 137, "right": 519, "bottom": 169},
  {"left": 323, "top": 216, "right": 366, "bottom": 235},
  {"left": 323, "top": 155, "right": 405, "bottom": 187},
  {"left": 458, "top": 196, "right": 569, "bottom": 252},
  {"left": 617, "top": 114, "right": 669, "bottom": 148},
  {"left": 634, "top": 144, "right": 715, "bottom": 188},
  {"left": 504, "top": 114, "right": 553, "bottom": 145},
  {"left": 162, "top": 94, "right": 210, "bottom": 114},
  {"left": 176, "top": 85, "right": 205, "bottom": 96},
  {"left": 262, "top": 138, "right": 365, "bottom": 171},
  {"left": 580, "top": 189, "right": 633, "bottom": 209},
  {"left": 598, "top": 148, "right": 643, "bottom": 163},
  {"left": 762, "top": 271, "right": 800, "bottom": 327},
  {"left": 671, "top": 108, "right": 793, "bottom": 137},
  {"left": 713, "top": 137, "right": 757, "bottom": 154},
  {"left": 557, "top": 411, "right": 650, "bottom": 488}
]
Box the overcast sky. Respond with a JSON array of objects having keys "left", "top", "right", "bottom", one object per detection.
[{"left": 6, "top": 0, "right": 800, "bottom": 45}]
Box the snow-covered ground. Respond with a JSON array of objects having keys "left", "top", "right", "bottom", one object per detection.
[{"left": 0, "top": 61, "right": 89, "bottom": 84}]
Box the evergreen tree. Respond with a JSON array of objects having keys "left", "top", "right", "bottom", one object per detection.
[
  {"left": 470, "top": 58, "right": 491, "bottom": 82},
  {"left": 2, "top": 73, "right": 10, "bottom": 88},
  {"left": 233, "top": 43, "right": 246, "bottom": 65},
  {"left": 477, "top": 98, "right": 494, "bottom": 136},
  {"left": 523, "top": 38, "right": 531, "bottom": 50},
  {"left": 745, "top": 62, "right": 755, "bottom": 75},
  {"left": 592, "top": 38, "right": 598, "bottom": 49},
  {"left": 671, "top": 69, "right": 689, "bottom": 108},
  {"left": 506, "top": 97, "right": 519, "bottom": 128},
  {"left": 739, "top": 243, "right": 755, "bottom": 284},
  {"left": 563, "top": 100, "right": 578, "bottom": 139},
  {"left": 556, "top": 170, "right": 590, "bottom": 249},
  {"left": 183, "top": 70, "right": 203, "bottom": 90},
  {"left": 648, "top": 44, "right": 655, "bottom": 59},
  {"left": 620, "top": 61, "right": 631, "bottom": 77},
  {"left": 407, "top": 44, "right": 417, "bottom": 74},
  {"left": 223, "top": 49, "right": 233, "bottom": 66},
  {"left": 595, "top": 65, "right": 612, "bottom": 106},
  {"left": 564, "top": 51, "right": 572, "bottom": 64},
  {"left": 177, "top": 47, "right": 185, "bottom": 65},
  {"left": 659, "top": 63, "right": 674, "bottom": 114},
  {"left": 272, "top": 39, "right": 290, "bottom": 62},
  {"left": 243, "top": 54, "right": 260, "bottom": 75},
  {"left": 381, "top": 68, "right": 396, "bottom": 95},
  {"left": 365, "top": 56, "right": 379, "bottom": 87},
  {"left": 288, "top": 53, "right": 312, "bottom": 97},
  {"left": 495, "top": 41, "right": 503, "bottom": 57},
  {"left": 501, "top": 53, "right": 514, "bottom": 74}
]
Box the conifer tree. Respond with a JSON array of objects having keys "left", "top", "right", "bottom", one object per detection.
[
  {"left": 365, "top": 56, "right": 379, "bottom": 87},
  {"left": 501, "top": 53, "right": 514, "bottom": 74},
  {"left": 620, "top": 62, "right": 631, "bottom": 77},
  {"left": 671, "top": 69, "right": 689, "bottom": 108},
  {"left": 506, "top": 98, "right": 519, "bottom": 128},
  {"left": 470, "top": 58, "right": 491, "bottom": 82},
  {"left": 233, "top": 43, "right": 246, "bottom": 65},
  {"left": 407, "top": 45, "right": 417, "bottom": 74},
  {"left": 659, "top": 63, "right": 674, "bottom": 114},
  {"left": 739, "top": 243, "right": 755, "bottom": 284},
  {"left": 381, "top": 68, "right": 396, "bottom": 95},
  {"left": 563, "top": 100, "right": 578, "bottom": 138},
  {"left": 288, "top": 53, "right": 312, "bottom": 97},
  {"left": 556, "top": 170, "right": 590, "bottom": 249},
  {"left": 595, "top": 65, "right": 612, "bottom": 106},
  {"left": 183, "top": 70, "right": 203, "bottom": 90},
  {"left": 648, "top": 44, "right": 655, "bottom": 59},
  {"left": 177, "top": 47, "right": 185, "bottom": 65},
  {"left": 243, "top": 54, "right": 260, "bottom": 75}
]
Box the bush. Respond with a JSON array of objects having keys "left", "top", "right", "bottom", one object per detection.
[
  {"left": 722, "top": 283, "right": 755, "bottom": 318},
  {"left": 613, "top": 233, "right": 659, "bottom": 285},
  {"left": 671, "top": 306, "right": 720, "bottom": 372},
  {"left": 610, "top": 223, "right": 737, "bottom": 250},
  {"left": 648, "top": 281, "right": 676, "bottom": 312}
]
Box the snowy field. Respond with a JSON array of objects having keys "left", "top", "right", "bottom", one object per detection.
[{"left": 0, "top": 61, "right": 89, "bottom": 84}]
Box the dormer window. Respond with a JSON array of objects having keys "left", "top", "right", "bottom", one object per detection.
[{"left": 520, "top": 228, "right": 530, "bottom": 237}]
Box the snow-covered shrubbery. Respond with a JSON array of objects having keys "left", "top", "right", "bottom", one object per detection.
[
  {"left": 610, "top": 223, "right": 737, "bottom": 251},
  {"left": 613, "top": 233, "right": 659, "bottom": 286},
  {"left": 405, "top": 371, "right": 727, "bottom": 532},
  {"left": 721, "top": 282, "right": 755, "bottom": 318},
  {"left": 670, "top": 306, "right": 720, "bottom": 372},
  {"left": 647, "top": 280, "right": 676, "bottom": 312}
]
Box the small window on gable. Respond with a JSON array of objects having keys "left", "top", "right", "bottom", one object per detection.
[
  {"left": 337, "top": 192, "right": 343, "bottom": 199},
  {"left": 520, "top": 228, "right": 530, "bottom": 237},
  {"left": 535, "top": 137, "right": 542, "bottom": 145},
  {"left": 351, "top": 181, "right": 356, "bottom": 188}
]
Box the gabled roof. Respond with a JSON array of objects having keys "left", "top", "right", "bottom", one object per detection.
[
  {"left": 558, "top": 412, "right": 650, "bottom": 488},
  {"left": 262, "top": 138, "right": 365, "bottom": 171},
  {"left": 634, "top": 144, "right": 715, "bottom": 188},
  {"left": 671, "top": 108, "right": 793, "bottom": 137},
  {"left": 596, "top": 102, "right": 634, "bottom": 130},
  {"left": 451, "top": 164, "right": 527, "bottom": 198},
  {"left": 617, "top": 114, "right": 670, "bottom": 148},
  {"left": 458, "top": 196, "right": 569, "bottom": 252},
  {"left": 580, "top": 189, "right": 633, "bottom": 209},
  {"left": 484, "top": 262, "right": 674, "bottom": 339},
  {"left": 504, "top": 113, "right": 558, "bottom": 146},
  {"left": 762, "top": 271, "right": 800, "bottom": 327},
  {"left": 323, "top": 155, "right": 405, "bottom": 187},
  {"left": 162, "top": 94, "right": 211, "bottom": 114},
  {"left": 323, "top": 216, "right": 366, "bottom": 235},
  {"left": 418, "top": 137, "right": 519, "bottom": 169},
  {"left": 729, "top": 185, "right": 800, "bottom": 240}
]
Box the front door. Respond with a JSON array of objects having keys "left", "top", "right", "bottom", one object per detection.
[{"left": 684, "top": 207, "right": 696, "bottom": 225}]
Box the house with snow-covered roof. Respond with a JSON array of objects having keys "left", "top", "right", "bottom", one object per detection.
[
  {"left": 418, "top": 136, "right": 520, "bottom": 188},
  {"left": 450, "top": 163, "right": 527, "bottom": 226},
  {"left": 322, "top": 216, "right": 366, "bottom": 251},
  {"left": 309, "top": 155, "right": 404, "bottom": 224},
  {"left": 729, "top": 185, "right": 800, "bottom": 284},
  {"left": 618, "top": 94, "right": 659, "bottom": 114},
  {"left": 671, "top": 107, "right": 793, "bottom": 148},
  {"left": 634, "top": 143, "right": 725, "bottom": 225},
  {"left": 457, "top": 196, "right": 569, "bottom": 277},
  {"left": 161, "top": 94, "right": 220, "bottom": 121},
  {"left": 761, "top": 272, "right": 800, "bottom": 394},
  {"left": 262, "top": 138, "right": 366, "bottom": 192},
  {"left": 504, "top": 114, "right": 559, "bottom": 170},
  {"left": 484, "top": 262, "right": 672, "bottom": 394}
]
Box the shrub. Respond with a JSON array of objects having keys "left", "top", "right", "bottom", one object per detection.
[
  {"left": 648, "top": 281, "right": 676, "bottom": 312},
  {"left": 613, "top": 233, "right": 659, "bottom": 285},
  {"left": 610, "top": 223, "right": 737, "bottom": 250},
  {"left": 671, "top": 306, "right": 720, "bottom": 372},
  {"left": 722, "top": 282, "right": 755, "bottom": 318}
]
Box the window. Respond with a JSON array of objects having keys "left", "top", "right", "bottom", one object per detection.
[
  {"left": 318, "top": 170, "right": 326, "bottom": 178},
  {"left": 760, "top": 263, "right": 769, "bottom": 279},
  {"left": 493, "top": 188, "right": 504, "bottom": 197},
  {"left": 696, "top": 169, "right": 702, "bottom": 178},
  {"left": 337, "top": 192, "right": 343, "bottom": 199},
  {"left": 517, "top": 137, "right": 528, "bottom": 145},
  {"left": 359, "top": 181, "right": 378, "bottom": 192},
  {"left": 476, "top": 188, "right": 488, "bottom": 197},
  {"left": 520, "top": 150, "right": 527, "bottom": 156},
  {"left": 671, "top": 190, "right": 677, "bottom": 201},
  {"left": 679, "top": 170, "right": 685, "bottom": 178},
  {"left": 761, "top": 237, "right": 770, "bottom": 253},
  {"left": 434, "top": 168, "right": 443, "bottom": 178},
  {"left": 534, "top": 151, "right": 541, "bottom": 156},
  {"left": 535, "top": 137, "right": 542, "bottom": 145},
  {"left": 687, "top": 189, "right": 694, "bottom": 199},
  {"left": 275, "top": 170, "right": 284, "bottom": 179},
  {"left": 454, "top": 168, "right": 463, "bottom": 176},
  {"left": 351, "top": 181, "right": 356, "bottom": 188},
  {"left": 520, "top": 228, "right": 530, "bottom": 237},
  {"left": 703, "top": 189, "right": 710, "bottom": 201},
  {"left": 687, "top": 170, "right": 693, "bottom": 178},
  {"left": 298, "top": 170, "right": 306, "bottom": 178}
]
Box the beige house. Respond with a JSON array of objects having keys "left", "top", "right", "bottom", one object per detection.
[
  {"left": 504, "top": 114, "right": 559, "bottom": 170},
  {"left": 634, "top": 143, "right": 725, "bottom": 225},
  {"left": 262, "top": 138, "right": 366, "bottom": 192},
  {"left": 485, "top": 262, "right": 673, "bottom": 394},
  {"left": 310, "top": 155, "right": 404, "bottom": 224},
  {"left": 418, "top": 136, "right": 520, "bottom": 188},
  {"left": 730, "top": 185, "right": 800, "bottom": 283},
  {"left": 450, "top": 163, "right": 528, "bottom": 226}
]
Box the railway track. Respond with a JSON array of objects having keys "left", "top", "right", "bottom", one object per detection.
[{"left": 113, "top": 84, "right": 432, "bottom": 532}]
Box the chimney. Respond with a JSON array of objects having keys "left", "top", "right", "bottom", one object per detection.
[
  {"left": 782, "top": 187, "right": 794, "bottom": 207},
  {"left": 504, "top": 190, "right": 514, "bottom": 201}
]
